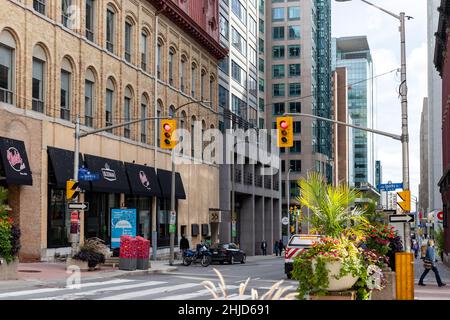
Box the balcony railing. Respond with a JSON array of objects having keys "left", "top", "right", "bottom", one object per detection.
[
  {"left": 273, "top": 180, "right": 279, "bottom": 191},
  {"left": 244, "top": 172, "right": 253, "bottom": 186},
  {"left": 264, "top": 177, "right": 272, "bottom": 189},
  {"left": 0, "top": 88, "right": 13, "bottom": 104},
  {"left": 255, "top": 175, "right": 263, "bottom": 188},
  {"left": 234, "top": 167, "right": 242, "bottom": 184}
]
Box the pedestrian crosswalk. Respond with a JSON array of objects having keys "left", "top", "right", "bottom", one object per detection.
[{"left": 0, "top": 278, "right": 293, "bottom": 300}]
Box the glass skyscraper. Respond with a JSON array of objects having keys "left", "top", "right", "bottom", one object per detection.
[{"left": 335, "top": 36, "right": 375, "bottom": 187}]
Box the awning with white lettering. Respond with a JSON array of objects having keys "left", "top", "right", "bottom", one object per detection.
[
  {"left": 84, "top": 154, "right": 130, "bottom": 194},
  {"left": 0, "top": 137, "right": 32, "bottom": 186}
]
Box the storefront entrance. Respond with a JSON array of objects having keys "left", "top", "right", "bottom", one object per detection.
[{"left": 126, "top": 196, "right": 152, "bottom": 240}]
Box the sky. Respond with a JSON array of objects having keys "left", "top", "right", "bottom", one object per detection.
[{"left": 332, "top": 0, "right": 428, "bottom": 205}]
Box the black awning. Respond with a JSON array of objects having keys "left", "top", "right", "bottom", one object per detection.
[
  {"left": 157, "top": 169, "right": 186, "bottom": 199},
  {"left": 84, "top": 154, "right": 130, "bottom": 194},
  {"left": 47, "top": 147, "right": 89, "bottom": 190},
  {"left": 0, "top": 137, "right": 33, "bottom": 186},
  {"left": 125, "top": 162, "right": 162, "bottom": 197}
]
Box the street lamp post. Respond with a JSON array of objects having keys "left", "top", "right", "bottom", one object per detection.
[
  {"left": 286, "top": 168, "right": 292, "bottom": 242},
  {"left": 335, "top": 0, "right": 411, "bottom": 253}
]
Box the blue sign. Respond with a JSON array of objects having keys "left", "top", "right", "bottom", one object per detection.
[
  {"left": 377, "top": 182, "right": 403, "bottom": 191},
  {"left": 111, "top": 208, "right": 137, "bottom": 248},
  {"left": 78, "top": 167, "right": 100, "bottom": 181}
]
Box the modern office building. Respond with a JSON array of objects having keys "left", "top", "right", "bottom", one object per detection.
[
  {"left": 265, "top": 0, "right": 333, "bottom": 237},
  {"left": 427, "top": 0, "right": 443, "bottom": 215},
  {"left": 419, "top": 98, "right": 430, "bottom": 219},
  {"left": 217, "top": 0, "right": 281, "bottom": 255},
  {"left": 335, "top": 36, "right": 375, "bottom": 188},
  {"left": 0, "top": 0, "right": 228, "bottom": 261},
  {"left": 375, "top": 160, "right": 382, "bottom": 188}
]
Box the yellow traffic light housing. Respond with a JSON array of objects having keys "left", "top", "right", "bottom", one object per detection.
[
  {"left": 66, "top": 180, "right": 79, "bottom": 200},
  {"left": 160, "top": 119, "right": 177, "bottom": 149},
  {"left": 276, "top": 117, "right": 294, "bottom": 148},
  {"left": 397, "top": 190, "right": 411, "bottom": 212}
]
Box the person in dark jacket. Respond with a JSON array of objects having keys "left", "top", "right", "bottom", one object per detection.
[
  {"left": 418, "top": 239, "right": 446, "bottom": 287},
  {"left": 274, "top": 241, "right": 279, "bottom": 256},
  {"left": 261, "top": 240, "right": 267, "bottom": 256},
  {"left": 179, "top": 234, "right": 190, "bottom": 256},
  {"left": 278, "top": 239, "right": 284, "bottom": 256}
]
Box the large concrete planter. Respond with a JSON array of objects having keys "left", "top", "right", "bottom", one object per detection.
[
  {"left": 0, "top": 258, "right": 18, "bottom": 280},
  {"left": 312, "top": 259, "right": 358, "bottom": 292},
  {"left": 371, "top": 271, "right": 396, "bottom": 300}
]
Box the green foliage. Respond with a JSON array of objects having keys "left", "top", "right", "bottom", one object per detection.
[
  {"left": 0, "top": 187, "right": 15, "bottom": 263},
  {"left": 434, "top": 226, "right": 445, "bottom": 258},
  {"left": 292, "top": 255, "right": 330, "bottom": 299},
  {"left": 296, "top": 172, "right": 369, "bottom": 239}
]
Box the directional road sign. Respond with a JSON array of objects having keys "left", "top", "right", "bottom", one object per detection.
[
  {"left": 389, "top": 214, "right": 414, "bottom": 223},
  {"left": 378, "top": 182, "right": 403, "bottom": 191},
  {"left": 67, "top": 202, "right": 89, "bottom": 211},
  {"left": 281, "top": 217, "right": 289, "bottom": 225}
]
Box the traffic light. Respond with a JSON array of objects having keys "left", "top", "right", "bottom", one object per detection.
[
  {"left": 66, "top": 180, "right": 79, "bottom": 200},
  {"left": 276, "top": 117, "right": 294, "bottom": 148},
  {"left": 160, "top": 119, "right": 177, "bottom": 149},
  {"left": 397, "top": 190, "right": 411, "bottom": 212}
]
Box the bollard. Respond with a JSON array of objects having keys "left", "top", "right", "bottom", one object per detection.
[{"left": 395, "top": 252, "right": 414, "bottom": 300}]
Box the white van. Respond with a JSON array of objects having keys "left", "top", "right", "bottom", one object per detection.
[{"left": 284, "top": 234, "right": 322, "bottom": 279}]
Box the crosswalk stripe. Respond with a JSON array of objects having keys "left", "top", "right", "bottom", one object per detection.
[
  {"left": 33, "top": 281, "right": 168, "bottom": 300},
  {"left": 97, "top": 283, "right": 200, "bottom": 300},
  {"left": 0, "top": 279, "right": 134, "bottom": 299},
  {"left": 155, "top": 285, "right": 240, "bottom": 300}
]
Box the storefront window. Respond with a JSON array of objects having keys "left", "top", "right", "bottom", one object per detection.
[
  {"left": 157, "top": 198, "right": 178, "bottom": 247},
  {"left": 48, "top": 188, "right": 70, "bottom": 248},
  {"left": 85, "top": 192, "right": 119, "bottom": 245},
  {"left": 126, "top": 196, "right": 151, "bottom": 240}
]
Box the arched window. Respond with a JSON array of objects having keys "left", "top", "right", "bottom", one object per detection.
[
  {"left": 157, "top": 100, "right": 163, "bottom": 146},
  {"left": 141, "top": 94, "right": 148, "bottom": 143},
  {"left": 180, "top": 55, "right": 187, "bottom": 93},
  {"left": 202, "top": 120, "right": 206, "bottom": 160},
  {"left": 124, "top": 86, "right": 133, "bottom": 138},
  {"left": 124, "top": 17, "right": 134, "bottom": 63},
  {"left": 0, "top": 30, "right": 16, "bottom": 105},
  {"left": 32, "top": 45, "right": 47, "bottom": 113},
  {"left": 168, "top": 47, "right": 175, "bottom": 86},
  {"left": 169, "top": 105, "right": 175, "bottom": 118},
  {"left": 106, "top": 4, "right": 116, "bottom": 53},
  {"left": 180, "top": 110, "right": 187, "bottom": 155},
  {"left": 85, "top": 68, "right": 96, "bottom": 127},
  {"left": 105, "top": 77, "right": 115, "bottom": 131},
  {"left": 191, "top": 63, "right": 197, "bottom": 98},
  {"left": 60, "top": 57, "right": 73, "bottom": 120},
  {"left": 191, "top": 115, "right": 196, "bottom": 157},
  {"left": 201, "top": 69, "right": 206, "bottom": 100},
  {"left": 140, "top": 29, "right": 148, "bottom": 71},
  {"left": 210, "top": 75, "right": 215, "bottom": 107},
  {"left": 157, "top": 39, "right": 163, "bottom": 79}
]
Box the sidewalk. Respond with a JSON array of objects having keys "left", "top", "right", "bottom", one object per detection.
[
  {"left": 0, "top": 259, "right": 178, "bottom": 292},
  {"left": 414, "top": 257, "right": 450, "bottom": 300}
]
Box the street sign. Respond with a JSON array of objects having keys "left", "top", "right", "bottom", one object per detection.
[
  {"left": 377, "top": 182, "right": 403, "bottom": 191},
  {"left": 169, "top": 211, "right": 177, "bottom": 225},
  {"left": 78, "top": 167, "right": 100, "bottom": 181},
  {"left": 437, "top": 211, "right": 444, "bottom": 221},
  {"left": 66, "top": 180, "right": 80, "bottom": 200},
  {"left": 67, "top": 202, "right": 89, "bottom": 211},
  {"left": 389, "top": 214, "right": 414, "bottom": 223},
  {"left": 281, "top": 217, "right": 289, "bottom": 225},
  {"left": 397, "top": 190, "right": 411, "bottom": 211}
]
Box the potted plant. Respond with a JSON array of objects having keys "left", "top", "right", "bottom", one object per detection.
[
  {"left": 0, "top": 187, "right": 20, "bottom": 280},
  {"left": 69, "top": 238, "right": 109, "bottom": 271},
  {"left": 291, "top": 173, "right": 387, "bottom": 299}
]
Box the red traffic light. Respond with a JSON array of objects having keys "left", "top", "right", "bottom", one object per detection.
[
  {"left": 280, "top": 120, "right": 288, "bottom": 129},
  {"left": 163, "top": 123, "right": 172, "bottom": 131}
]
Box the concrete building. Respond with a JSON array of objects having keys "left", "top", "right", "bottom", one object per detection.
[
  {"left": 0, "top": 0, "right": 228, "bottom": 261},
  {"left": 266, "top": 0, "right": 333, "bottom": 237},
  {"left": 332, "top": 67, "right": 349, "bottom": 186},
  {"left": 428, "top": 0, "right": 444, "bottom": 216},
  {"left": 335, "top": 36, "right": 375, "bottom": 188},
  {"left": 216, "top": 0, "right": 281, "bottom": 256},
  {"left": 419, "top": 98, "right": 430, "bottom": 220},
  {"left": 434, "top": 0, "right": 450, "bottom": 265}
]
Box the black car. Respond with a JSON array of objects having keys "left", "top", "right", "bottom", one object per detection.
[{"left": 210, "top": 243, "right": 246, "bottom": 264}]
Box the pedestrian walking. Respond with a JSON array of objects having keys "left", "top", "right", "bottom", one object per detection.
[
  {"left": 412, "top": 239, "right": 419, "bottom": 259},
  {"left": 274, "top": 241, "right": 279, "bottom": 256},
  {"left": 179, "top": 234, "right": 190, "bottom": 257},
  {"left": 261, "top": 240, "right": 267, "bottom": 256},
  {"left": 278, "top": 239, "right": 284, "bottom": 256},
  {"left": 418, "top": 239, "right": 446, "bottom": 287}
]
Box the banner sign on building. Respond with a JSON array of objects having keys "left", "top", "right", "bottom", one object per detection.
[{"left": 111, "top": 208, "right": 137, "bottom": 248}]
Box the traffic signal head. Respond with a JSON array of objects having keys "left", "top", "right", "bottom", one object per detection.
[
  {"left": 160, "top": 119, "right": 177, "bottom": 149},
  {"left": 276, "top": 117, "right": 294, "bottom": 148}
]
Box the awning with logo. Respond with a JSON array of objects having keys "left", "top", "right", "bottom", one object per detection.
[
  {"left": 0, "top": 137, "right": 33, "bottom": 186},
  {"left": 157, "top": 169, "right": 186, "bottom": 199},
  {"left": 124, "top": 162, "right": 161, "bottom": 197},
  {"left": 47, "top": 147, "right": 90, "bottom": 190},
  {"left": 84, "top": 154, "right": 130, "bottom": 194}
]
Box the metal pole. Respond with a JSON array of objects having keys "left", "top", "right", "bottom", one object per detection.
[
  {"left": 286, "top": 169, "right": 291, "bottom": 242},
  {"left": 399, "top": 12, "right": 411, "bottom": 253},
  {"left": 231, "top": 152, "right": 235, "bottom": 243},
  {"left": 169, "top": 147, "right": 176, "bottom": 265},
  {"left": 71, "top": 114, "right": 80, "bottom": 257}
]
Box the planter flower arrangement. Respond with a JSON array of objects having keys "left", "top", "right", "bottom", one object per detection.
[
  {"left": 73, "top": 237, "right": 109, "bottom": 270},
  {"left": 364, "top": 224, "right": 396, "bottom": 256},
  {"left": 0, "top": 187, "right": 21, "bottom": 264},
  {"left": 291, "top": 173, "right": 387, "bottom": 300}
]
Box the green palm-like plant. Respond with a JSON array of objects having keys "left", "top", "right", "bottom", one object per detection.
[{"left": 296, "top": 172, "right": 369, "bottom": 239}]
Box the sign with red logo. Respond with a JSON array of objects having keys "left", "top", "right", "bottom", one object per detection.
[
  {"left": 0, "top": 137, "right": 33, "bottom": 185},
  {"left": 437, "top": 211, "right": 444, "bottom": 221}
]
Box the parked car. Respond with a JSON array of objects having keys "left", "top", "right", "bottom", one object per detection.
[
  {"left": 285, "top": 234, "right": 322, "bottom": 279},
  {"left": 210, "top": 243, "right": 246, "bottom": 264}
]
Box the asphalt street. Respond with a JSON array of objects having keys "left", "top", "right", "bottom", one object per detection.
[{"left": 0, "top": 255, "right": 298, "bottom": 300}]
